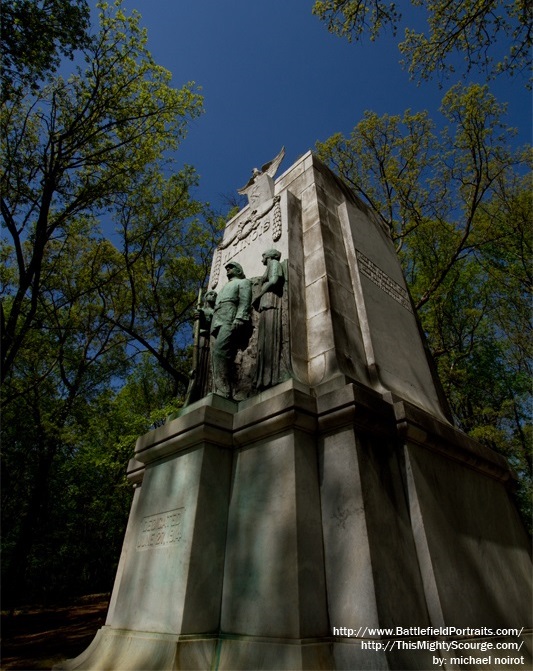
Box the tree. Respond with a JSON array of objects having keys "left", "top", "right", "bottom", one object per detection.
[
  {"left": 316, "top": 83, "right": 532, "bottom": 523},
  {"left": 104, "top": 167, "right": 222, "bottom": 396},
  {"left": 1, "top": 224, "right": 130, "bottom": 603},
  {"left": 1, "top": 0, "right": 203, "bottom": 382},
  {"left": 0, "top": 0, "right": 91, "bottom": 97},
  {"left": 312, "top": 0, "right": 532, "bottom": 84},
  {"left": 1, "top": 0, "right": 213, "bottom": 604},
  {"left": 2, "top": 349, "right": 182, "bottom": 603}
]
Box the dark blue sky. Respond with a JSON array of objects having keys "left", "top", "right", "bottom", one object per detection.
[{"left": 94, "top": 1, "right": 531, "bottom": 211}]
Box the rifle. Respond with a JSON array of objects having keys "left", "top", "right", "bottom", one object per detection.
[{"left": 183, "top": 288, "right": 203, "bottom": 406}]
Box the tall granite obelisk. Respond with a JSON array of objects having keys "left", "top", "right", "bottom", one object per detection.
[{"left": 57, "top": 150, "right": 532, "bottom": 671}]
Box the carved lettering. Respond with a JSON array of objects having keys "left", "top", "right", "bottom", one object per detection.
[
  {"left": 356, "top": 250, "right": 413, "bottom": 313},
  {"left": 136, "top": 507, "right": 184, "bottom": 551}
]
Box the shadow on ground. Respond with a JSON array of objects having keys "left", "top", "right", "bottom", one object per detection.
[{"left": 1, "top": 593, "right": 109, "bottom": 671}]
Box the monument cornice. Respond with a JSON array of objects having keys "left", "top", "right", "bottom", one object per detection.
[
  {"left": 394, "top": 399, "right": 518, "bottom": 485},
  {"left": 134, "top": 402, "right": 236, "bottom": 465},
  {"left": 316, "top": 381, "right": 395, "bottom": 437},
  {"left": 233, "top": 386, "right": 318, "bottom": 446}
]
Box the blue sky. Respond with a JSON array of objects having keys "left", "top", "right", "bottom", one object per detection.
[{"left": 92, "top": 1, "right": 531, "bottom": 211}]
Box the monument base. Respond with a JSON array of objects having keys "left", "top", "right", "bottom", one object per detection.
[{"left": 56, "top": 380, "right": 532, "bottom": 671}]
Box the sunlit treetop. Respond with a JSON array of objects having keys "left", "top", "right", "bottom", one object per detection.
[{"left": 312, "top": 0, "right": 533, "bottom": 86}]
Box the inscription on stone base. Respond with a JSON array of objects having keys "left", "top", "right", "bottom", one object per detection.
[
  {"left": 136, "top": 508, "right": 184, "bottom": 551},
  {"left": 356, "top": 250, "right": 413, "bottom": 313}
]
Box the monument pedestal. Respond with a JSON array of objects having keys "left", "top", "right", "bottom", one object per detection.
[
  {"left": 58, "top": 151, "right": 532, "bottom": 670},
  {"left": 58, "top": 380, "right": 532, "bottom": 670}
]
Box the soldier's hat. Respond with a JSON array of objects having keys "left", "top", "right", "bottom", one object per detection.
[{"left": 225, "top": 261, "right": 244, "bottom": 276}]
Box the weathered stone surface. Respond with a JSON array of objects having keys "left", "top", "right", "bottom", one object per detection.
[
  {"left": 60, "top": 378, "right": 532, "bottom": 670},
  {"left": 405, "top": 443, "right": 532, "bottom": 628},
  {"left": 107, "top": 445, "right": 232, "bottom": 634}
]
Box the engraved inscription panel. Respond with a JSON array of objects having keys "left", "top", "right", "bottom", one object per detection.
[
  {"left": 136, "top": 508, "right": 184, "bottom": 551},
  {"left": 356, "top": 250, "right": 413, "bottom": 313}
]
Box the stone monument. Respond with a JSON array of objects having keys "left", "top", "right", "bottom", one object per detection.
[{"left": 57, "top": 150, "right": 532, "bottom": 670}]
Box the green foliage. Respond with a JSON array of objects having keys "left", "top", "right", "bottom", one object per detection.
[
  {"left": 0, "top": 0, "right": 91, "bottom": 96},
  {"left": 400, "top": 0, "right": 533, "bottom": 84},
  {"left": 0, "top": 1, "right": 217, "bottom": 604},
  {"left": 1, "top": 225, "right": 128, "bottom": 603},
  {"left": 42, "top": 359, "right": 184, "bottom": 599},
  {"left": 1, "top": 0, "right": 203, "bottom": 380},
  {"left": 312, "top": 0, "right": 400, "bottom": 41},
  {"left": 316, "top": 83, "right": 532, "bottom": 525},
  {"left": 1, "top": 353, "right": 184, "bottom": 601},
  {"left": 312, "top": 0, "right": 532, "bottom": 84},
  {"left": 105, "top": 167, "right": 223, "bottom": 393}
]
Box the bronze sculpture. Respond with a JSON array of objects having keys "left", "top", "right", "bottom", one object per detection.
[
  {"left": 209, "top": 262, "right": 252, "bottom": 398},
  {"left": 253, "top": 249, "right": 285, "bottom": 390}
]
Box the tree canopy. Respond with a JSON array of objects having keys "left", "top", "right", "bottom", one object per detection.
[
  {"left": 1, "top": 0, "right": 204, "bottom": 382},
  {"left": 312, "top": 0, "right": 533, "bottom": 84},
  {"left": 1, "top": 0, "right": 221, "bottom": 604},
  {"left": 1, "top": 0, "right": 91, "bottom": 97}
]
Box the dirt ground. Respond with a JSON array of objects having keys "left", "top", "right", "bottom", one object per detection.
[{"left": 1, "top": 593, "right": 109, "bottom": 671}]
